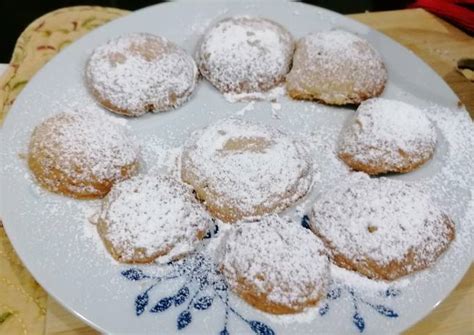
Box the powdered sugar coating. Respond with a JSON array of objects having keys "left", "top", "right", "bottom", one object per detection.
[
  {"left": 310, "top": 177, "right": 455, "bottom": 280},
  {"left": 86, "top": 33, "right": 198, "bottom": 116},
  {"left": 181, "top": 118, "right": 314, "bottom": 223},
  {"left": 287, "top": 30, "right": 387, "bottom": 105},
  {"left": 97, "top": 175, "right": 212, "bottom": 263},
  {"left": 338, "top": 98, "right": 437, "bottom": 175},
  {"left": 197, "top": 16, "right": 294, "bottom": 94},
  {"left": 28, "top": 110, "right": 139, "bottom": 198},
  {"left": 221, "top": 215, "right": 329, "bottom": 314}
]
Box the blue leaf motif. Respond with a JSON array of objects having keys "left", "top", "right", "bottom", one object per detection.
[
  {"left": 150, "top": 297, "right": 172, "bottom": 313},
  {"left": 204, "top": 224, "right": 220, "bottom": 239},
  {"left": 203, "top": 229, "right": 213, "bottom": 239},
  {"left": 373, "top": 305, "right": 398, "bottom": 318},
  {"left": 384, "top": 287, "right": 401, "bottom": 297},
  {"left": 301, "top": 215, "right": 311, "bottom": 229},
  {"left": 353, "top": 312, "right": 365, "bottom": 332},
  {"left": 194, "top": 296, "right": 213, "bottom": 310},
  {"left": 122, "top": 268, "right": 146, "bottom": 281},
  {"left": 219, "top": 328, "right": 230, "bottom": 335},
  {"left": 198, "top": 276, "right": 209, "bottom": 288},
  {"left": 174, "top": 286, "right": 190, "bottom": 306},
  {"left": 135, "top": 292, "right": 149, "bottom": 316},
  {"left": 177, "top": 310, "right": 192, "bottom": 330},
  {"left": 327, "top": 287, "right": 341, "bottom": 300},
  {"left": 319, "top": 303, "right": 329, "bottom": 316},
  {"left": 213, "top": 279, "right": 228, "bottom": 291},
  {"left": 248, "top": 321, "right": 275, "bottom": 335}
]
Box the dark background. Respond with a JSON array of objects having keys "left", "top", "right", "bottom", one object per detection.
[{"left": 0, "top": 0, "right": 409, "bottom": 63}]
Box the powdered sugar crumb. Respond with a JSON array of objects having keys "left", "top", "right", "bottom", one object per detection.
[
  {"left": 234, "top": 101, "right": 255, "bottom": 116},
  {"left": 331, "top": 264, "right": 409, "bottom": 293},
  {"left": 224, "top": 85, "right": 286, "bottom": 103},
  {"left": 271, "top": 102, "right": 282, "bottom": 119},
  {"left": 138, "top": 135, "right": 181, "bottom": 176}
]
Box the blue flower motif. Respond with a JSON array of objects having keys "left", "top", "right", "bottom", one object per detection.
[
  {"left": 327, "top": 287, "right": 342, "bottom": 300},
  {"left": 174, "top": 287, "right": 190, "bottom": 306},
  {"left": 135, "top": 291, "right": 150, "bottom": 316},
  {"left": 301, "top": 215, "right": 311, "bottom": 229},
  {"left": 373, "top": 304, "right": 398, "bottom": 317},
  {"left": 194, "top": 296, "right": 213, "bottom": 310},
  {"left": 177, "top": 310, "right": 192, "bottom": 330},
  {"left": 121, "top": 216, "right": 402, "bottom": 334},
  {"left": 353, "top": 312, "right": 365, "bottom": 333},
  {"left": 121, "top": 253, "right": 274, "bottom": 335},
  {"left": 318, "top": 284, "right": 400, "bottom": 333},
  {"left": 318, "top": 303, "right": 329, "bottom": 316},
  {"left": 150, "top": 297, "right": 173, "bottom": 313},
  {"left": 203, "top": 224, "right": 219, "bottom": 239},
  {"left": 249, "top": 320, "right": 275, "bottom": 335},
  {"left": 383, "top": 287, "right": 401, "bottom": 298},
  {"left": 219, "top": 329, "right": 230, "bottom": 335},
  {"left": 122, "top": 268, "right": 147, "bottom": 281}
]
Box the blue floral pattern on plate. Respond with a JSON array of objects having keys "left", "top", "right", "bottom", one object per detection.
[
  {"left": 122, "top": 253, "right": 275, "bottom": 335},
  {"left": 318, "top": 286, "right": 399, "bottom": 333},
  {"left": 121, "top": 219, "right": 400, "bottom": 334}
]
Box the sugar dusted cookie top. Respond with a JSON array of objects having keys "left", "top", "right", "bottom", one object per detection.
[
  {"left": 86, "top": 33, "right": 198, "bottom": 116},
  {"left": 287, "top": 30, "right": 387, "bottom": 105},
  {"left": 338, "top": 98, "right": 436, "bottom": 175},
  {"left": 221, "top": 215, "right": 329, "bottom": 314},
  {"left": 310, "top": 177, "right": 455, "bottom": 280},
  {"left": 197, "top": 16, "right": 294, "bottom": 95},
  {"left": 181, "top": 118, "right": 314, "bottom": 223},
  {"left": 97, "top": 175, "right": 212, "bottom": 264},
  {"left": 28, "top": 110, "right": 139, "bottom": 198}
]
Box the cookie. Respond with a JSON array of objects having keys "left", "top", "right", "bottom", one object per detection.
[
  {"left": 197, "top": 16, "right": 294, "bottom": 95},
  {"left": 181, "top": 118, "right": 314, "bottom": 223},
  {"left": 338, "top": 98, "right": 437, "bottom": 175},
  {"left": 286, "top": 30, "right": 387, "bottom": 105},
  {"left": 310, "top": 177, "right": 455, "bottom": 280},
  {"left": 97, "top": 175, "right": 212, "bottom": 264},
  {"left": 28, "top": 111, "right": 139, "bottom": 199},
  {"left": 221, "top": 215, "right": 329, "bottom": 314},
  {"left": 86, "top": 33, "right": 198, "bottom": 116}
]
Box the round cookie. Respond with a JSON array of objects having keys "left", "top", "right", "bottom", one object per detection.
[
  {"left": 196, "top": 16, "right": 294, "bottom": 95},
  {"left": 97, "top": 175, "right": 212, "bottom": 264},
  {"left": 310, "top": 177, "right": 455, "bottom": 280},
  {"left": 28, "top": 111, "right": 139, "bottom": 199},
  {"left": 338, "top": 98, "right": 437, "bottom": 175},
  {"left": 86, "top": 33, "right": 198, "bottom": 116},
  {"left": 221, "top": 215, "right": 329, "bottom": 314},
  {"left": 286, "top": 30, "right": 387, "bottom": 105},
  {"left": 181, "top": 118, "right": 314, "bottom": 223}
]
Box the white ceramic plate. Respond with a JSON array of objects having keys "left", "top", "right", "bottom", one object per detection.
[{"left": 1, "top": 2, "right": 473, "bottom": 334}]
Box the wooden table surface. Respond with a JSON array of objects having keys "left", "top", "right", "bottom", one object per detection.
[{"left": 9, "top": 7, "right": 474, "bottom": 335}]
